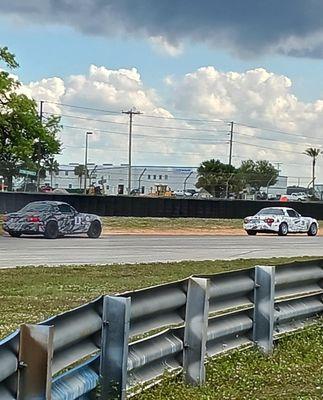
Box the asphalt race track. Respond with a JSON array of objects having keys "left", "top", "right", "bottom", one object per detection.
[{"left": 1, "top": 234, "right": 323, "bottom": 268}]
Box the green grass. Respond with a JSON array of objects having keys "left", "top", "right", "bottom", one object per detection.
[
  {"left": 135, "top": 324, "right": 323, "bottom": 399},
  {"left": 0, "top": 257, "right": 314, "bottom": 339},
  {"left": 101, "top": 217, "right": 243, "bottom": 231}
]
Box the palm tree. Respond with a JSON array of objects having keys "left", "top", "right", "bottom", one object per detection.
[
  {"left": 44, "top": 157, "right": 59, "bottom": 187},
  {"left": 74, "top": 165, "right": 86, "bottom": 190},
  {"left": 304, "top": 148, "right": 322, "bottom": 193}
]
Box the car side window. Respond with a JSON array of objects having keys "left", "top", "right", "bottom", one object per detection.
[
  {"left": 287, "top": 210, "right": 297, "bottom": 217},
  {"left": 58, "top": 204, "right": 74, "bottom": 214}
]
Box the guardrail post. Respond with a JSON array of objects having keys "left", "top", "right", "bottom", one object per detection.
[
  {"left": 18, "top": 324, "right": 54, "bottom": 400},
  {"left": 183, "top": 277, "right": 209, "bottom": 386},
  {"left": 253, "top": 266, "right": 275, "bottom": 354},
  {"left": 100, "top": 296, "right": 131, "bottom": 400}
]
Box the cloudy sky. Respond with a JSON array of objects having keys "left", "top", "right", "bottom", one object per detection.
[{"left": 2, "top": 0, "right": 323, "bottom": 185}]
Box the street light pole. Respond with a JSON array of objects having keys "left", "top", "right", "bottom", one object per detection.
[
  {"left": 37, "top": 100, "right": 44, "bottom": 191},
  {"left": 138, "top": 168, "right": 147, "bottom": 193},
  {"left": 84, "top": 131, "right": 93, "bottom": 193},
  {"left": 183, "top": 171, "right": 193, "bottom": 193}
]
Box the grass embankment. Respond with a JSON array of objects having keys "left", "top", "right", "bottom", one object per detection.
[
  {"left": 101, "top": 217, "right": 242, "bottom": 233},
  {"left": 0, "top": 257, "right": 313, "bottom": 338},
  {"left": 1, "top": 257, "right": 322, "bottom": 399}
]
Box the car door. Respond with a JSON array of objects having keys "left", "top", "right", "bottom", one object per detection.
[
  {"left": 57, "top": 204, "right": 76, "bottom": 233},
  {"left": 286, "top": 209, "right": 305, "bottom": 232}
]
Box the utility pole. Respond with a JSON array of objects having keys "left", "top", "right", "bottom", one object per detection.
[
  {"left": 274, "top": 162, "right": 282, "bottom": 174},
  {"left": 84, "top": 131, "right": 93, "bottom": 193},
  {"left": 228, "top": 121, "right": 234, "bottom": 167},
  {"left": 123, "top": 109, "right": 141, "bottom": 195},
  {"left": 37, "top": 100, "right": 44, "bottom": 191}
]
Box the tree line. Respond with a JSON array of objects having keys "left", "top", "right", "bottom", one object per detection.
[{"left": 196, "top": 159, "right": 279, "bottom": 198}]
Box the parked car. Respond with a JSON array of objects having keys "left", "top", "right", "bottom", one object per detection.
[
  {"left": 290, "top": 192, "right": 308, "bottom": 201},
  {"left": 280, "top": 193, "right": 308, "bottom": 202},
  {"left": 2, "top": 201, "right": 102, "bottom": 239},
  {"left": 40, "top": 185, "right": 53, "bottom": 193},
  {"left": 243, "top": 207, "right": 318, "bottom": 236},
  {"left": 172, "top": 190, "right": 193, "bottom": 197}
]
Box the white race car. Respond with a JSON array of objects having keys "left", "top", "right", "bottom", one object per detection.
[{"left": 243, "top": 207, "right": 318, "bottom": 236}]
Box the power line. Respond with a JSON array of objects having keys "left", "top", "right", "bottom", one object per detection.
[
  {"left": 235, "top": 121, "right": 319, "bottom": 141},
  {"left": 42, "top": 100, "right": 228, "bottom": 124},
  {"left": 61, "top": 124, "right": 228, "bottom": 143},
  {"left": 234, "top": 140, "right": 304, "bottom": 155},
  {"left": 44, "top": 112, "right": 228, "bottom": 134},
  {"left": 63, "top": 144, "right": 227, "bottom": 157},
  {"left": 42, "top": 101, "right": 120, "bottom": 115},
  {"left": 42, "top": 100, "right": 322, "bottom": 142},
  {"left": 43, "top": 112, "right": 129, "bottom": 127},
  {"left": 235, "top": 130, "right": 323, "bottom": 148},
  {"left": 54, "top": 112, "right": 320, "bottom": 148}
]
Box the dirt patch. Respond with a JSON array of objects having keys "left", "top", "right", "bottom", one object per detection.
[{"left": 102, "top": 227, "right": 323, "bottom": 236}]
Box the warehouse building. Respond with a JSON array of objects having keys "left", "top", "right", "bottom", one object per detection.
[{"left": 43, "top": 163, "right": 198, "bottom": 195}]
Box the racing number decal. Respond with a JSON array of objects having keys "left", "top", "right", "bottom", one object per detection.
[{"left": 75, "top": 216, "right": 82, "bottom": 225}]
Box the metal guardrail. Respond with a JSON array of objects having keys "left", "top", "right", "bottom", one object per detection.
[{"left": 1, "top": 259, "right": 323, "bottom": 399}]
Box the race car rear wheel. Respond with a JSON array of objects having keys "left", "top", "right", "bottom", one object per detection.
[
  {"left": 9, "top": 231, "right": 22, "bottom": 238},
  {"left": 87, "top": 220, "right": 102, "bottom": 238},
  {"left": 307, "top": 223, "right": 318, "bottom": 236},
  {"left": 246, "top": 230, "right": 257, "bottom": 235},
  {"left": 278, "top": 222, "right": 288, "bottom": 236},
  {"left": 44, "top": 221, "right": 59, "bottom": 239}
]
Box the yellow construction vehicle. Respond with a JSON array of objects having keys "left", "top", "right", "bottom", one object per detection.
[{"left": 149, "top": 184, "right": 173, "bottom": 197}]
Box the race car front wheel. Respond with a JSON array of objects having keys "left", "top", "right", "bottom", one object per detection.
[
  {"left": 87, "top": 220, "right": 102, "bottom": 238},
  {"left": 278, "top": 222, "right": 288, "bottom": 236},
  {"left": 246, "top": 230, "right": 257, "bottom": 235},
  {"left": 308, "top": 223, "right": 318, "bottom": 236},
  {"left": 9, "top": 231, "right": 22, "bottom": 238},
  {"left": 44, "top": 221, "right": 59, "bottom": 239}
]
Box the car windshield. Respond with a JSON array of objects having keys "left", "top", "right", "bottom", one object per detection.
[
  {"left": 256, "top": 208, "right": 284, "bottom": 216},
  {"left": 20, "top": 203, "right": 52, "bottom": 213}
]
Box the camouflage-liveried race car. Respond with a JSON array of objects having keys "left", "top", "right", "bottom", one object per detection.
[{"left": 2, "top": 201, "right": 102, "bottom": 239}]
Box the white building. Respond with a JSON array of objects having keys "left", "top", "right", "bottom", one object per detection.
[{"left": 43, "top": 163, "right": 198, "bottom": 195}]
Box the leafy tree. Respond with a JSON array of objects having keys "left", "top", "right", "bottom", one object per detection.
[
  {"left": 74, "top": 165, "right": 86, "bottom": 189},
  {"left": 196, "top": 159, "right": 236, "bottom": 197},
  {"left": 0, "top": 46, "right": 61, "bottom": 189},
  {"left": 237, "top": 160, "right": 279, "bottom": 191},
  {"left": 304, "top": 148, "right": 322, "bottom": 193}
]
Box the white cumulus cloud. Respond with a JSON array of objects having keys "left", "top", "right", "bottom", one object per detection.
[{"left": 18, "top": 64, "right": 323, "bottom": 184}]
